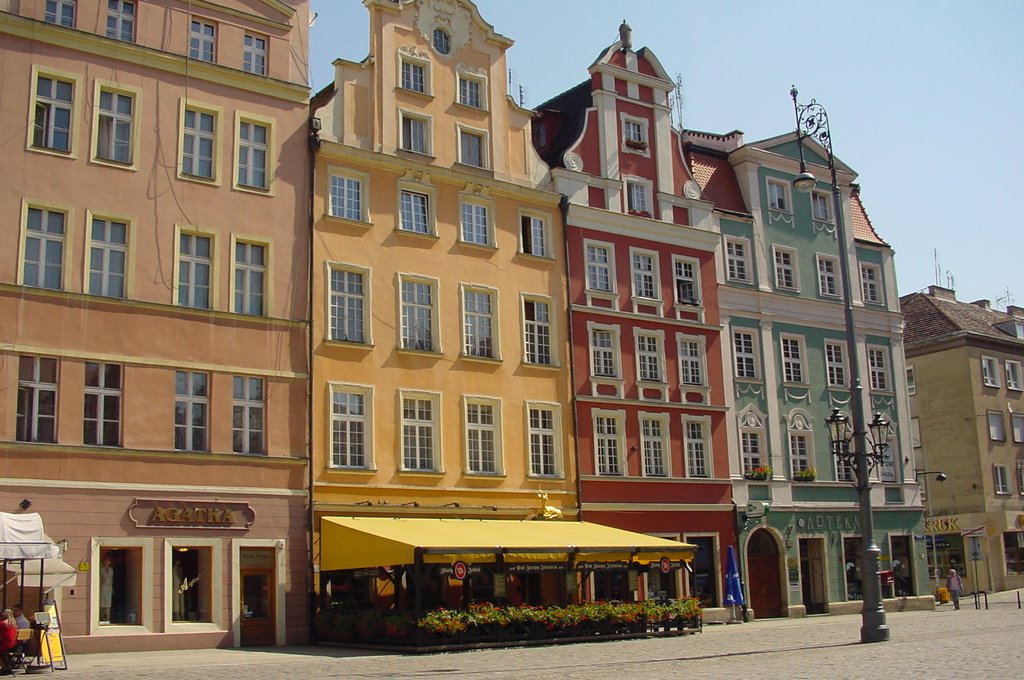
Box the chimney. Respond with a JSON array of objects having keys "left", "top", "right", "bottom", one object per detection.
[
  {"left": 971, "top": 299, "right": 991, "bottom": 310},
  {"left": 1008, "top": 305, "right": 1024, "bottom": 319},
  {"left": 927, "top": 285, "right": 956, "bottom": 302}
]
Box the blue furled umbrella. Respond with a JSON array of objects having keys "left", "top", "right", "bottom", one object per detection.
[{"left": 724, "top": 545, "right": 745, "bottom": 607}]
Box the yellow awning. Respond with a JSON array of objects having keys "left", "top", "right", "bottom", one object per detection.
[{"left": 320, "top": 517, "right": 696, "bottom": 571}]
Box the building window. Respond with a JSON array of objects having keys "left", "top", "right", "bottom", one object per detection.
[
  {"left": 460, "top": 202, "right": 489, "bottom": 245},
  {"left": 640, "top": 416, "right": 668, "bottom": 477},
  {"left": 594, "top": 413, "right": 623, "bottom": 476},
  {"left": 523, "top": 299, "right": 552, "bottom": 365},
  {"left": 623, "top": 119, "right": 645, "bottom": 148},
  {"left": 733, "top": 330, "right": 758, "bottom": 380},
  {"left": 174, "top": 371, "right": 208, "bottom": 451},
  {"left": 329, "top": 266, "right": 366, "bottom": 343},
  {"left": 330, "top": 385, "right": 370, "bottom": 468},
  {"left": 626, "top": 180, "right": 649, "bottom": 215},
  {"left": 988, "top": 410, "right": 1006, "bottom": 441},
  {"left": 33, "top": 74, "right": 73, "bottom": 152},
  {"left": 636, "top": 332, "right": 663, "bottom": 383},
  {"left": 170, "top": 546, "right": 212, "bottom": 623},
  {"left": 726, "top": 238, "right": 749, "bottom": 282},
  {"left": 243, "top": 34, "right": 267, "bottom": 75},
  {"left": 774, "top": 247, "right": 797, "bottom": 290},
  {"left": 96, "top": 89, "right": 134, "bottom": 164},
  {"left": 868, "top": 347, "right": 889, "bottom": 391},
  {"left": 330, "top": 174, "right": 363, "bottom": 222},
  {"left": 767, "top": 179, "right": 788, "bottom": 211},
  {"left": 189, "top": 20, "right": 216, "bottom": 62},
  {"left": 106, "top": 0, "right": 135, "bottom": 42},
  {"left": 825, "top": 340, "right": 847, "bottom": 387},
  {"left": 817, "top": 255, "right": 839, "bottom": 297},
  {"left": 811, "top": 191, "right": 831, "bottom": 221},
  {"left": 45, "top": 0, "right": 76, "bottom": 27},
  {"left": 586, "top": 242, "right": 613, "bottom": 292},
  {"left": 399, "top": 190, "right": 430, "bottom": 234},
  {"left": 590, "top": 328, "right": 618, "bottom": 378},
  {"left": 673, "top": 257, "right": 700, "bottom": 305},
  {"left": 23, "top": 207, "right": 65, "bottom": 290},
  {"left": 741, "top": 431, "right": 763, "bottom": 475},
  {"left": 906, "top": 365, "right": 916, "bottom": 396},
  {"left": 1011, "top": 413, "right": 1024, "bottom": 443},
  {"left": 400, "top": 277, "right": 436, "bottom": 352},
  {"left": 89, "top": 217, "right": 127, "bottom": 298},
  {"left": 982, "top": 356, "right": 1000, "bottom": 387},
  {"left": 631, "top": 251, "right": 659, "bottom": 300},
  {"left": 861, "top": 264, "right": 882, "bottom": 304},
  {"left": 400, "top": 59, "right": 426, "bottom": 93},
  {"left": 1006, "top": 360, "right": 1023, "bottom": 391},
  {"left": 781, "top": 336, "right": 805, "bottom": 384},
  {"left": 995, "top": 465, "right": 1010, "bottom": 495},
  {"left": 528, "top": 404, "right": 558, "bottom": 476},
  {"left": 679, "top": 336, "right": 704, "bottom": 386},
  {"left": 232, "top": 376, "right": 264, "bottom": 454},
  {"left": 790, "top": 432, "right": 811, "bottom": 474},
  {"left": 520, "top": 214, "right": 549, "bottom": 257},
  {"left": 182, "top": 108, "right": 216, "bottom": 179},
  {"left": 83, "top": 362, "right": 120, "bottom": 447},
  {"left": 401, "top": 393, "right": 438, "bottom": 471},
  {"left": 432, "top": 28, "right": 451, "bottom": 54},
  {"left": 399, "top": 113, "right": 428, "bottom": 154},
  {"left": 458, "top": 129, "right": 485, "bottom": 167},
  {"left": 178, "top": 232, "right": 211, "bottom": 309},
  {"left": 684, "top": 419, "right": 709, "bottom": 478},
  {"left": 458, "top": 76, "right": 483, "bottom": 108},
  {"left": 16, "top": 356, "right": 58, "bottom": 443},
  {"left": 99, "top": 546, "right": 143, "bottom": 625},
  {"left": 233, "top": 241, "right": 265, "bottom": 316},
  {"left": 237, "top": 121, "right": 268, "bottom": 189},
  {"left": 462, "top": 288, "right": 495, "bottom": 358},
  {"left": 465, "top": 399, "right": 499, "bottom": 474}
]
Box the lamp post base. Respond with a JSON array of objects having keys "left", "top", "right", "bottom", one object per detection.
[{"left": 860, "top": 622, "right": 891, "bottom": 644}]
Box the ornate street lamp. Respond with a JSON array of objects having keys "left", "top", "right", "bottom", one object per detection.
[
  {"left": 793, "top": 88, "right": 891, "bottom": 644},
  {"left": 914, "top": 469, "right": 948, "bottom": 599}
]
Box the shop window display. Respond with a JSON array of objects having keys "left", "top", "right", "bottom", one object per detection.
[
  {"left": 171, "top": 547, "right": 211, "bottom": 622},
  {"left": 99, "top": 547, "right": 142, "bottom": 624}
]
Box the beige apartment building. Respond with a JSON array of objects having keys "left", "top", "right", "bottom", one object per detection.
[
  {"left": 309, "top": 0, "right": 577, "bottom": 591},
  {"left": 0, "top": 0, "right": 311, "bottom": 651},
  {"left": 902, "top": 286, "right": 1024, "bottom": 593}
]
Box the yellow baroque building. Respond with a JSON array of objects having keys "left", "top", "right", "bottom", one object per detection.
[{"left": 309, "top": 0, "right": 576, "bottom": 563}]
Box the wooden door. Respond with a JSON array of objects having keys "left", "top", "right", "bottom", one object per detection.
[
  {"left": 240, "top": 548, "right": 276, "bottom": 646},
  {"left": 799, "top": 538, "right": 827, "bottom": 614},
  {"left": 747, "top": 529, "right": 784, "bottom": 618}
]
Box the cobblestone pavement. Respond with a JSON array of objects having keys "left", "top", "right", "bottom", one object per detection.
[{"left": 61, "top": 591, "right": 1024, "bottom": 679}]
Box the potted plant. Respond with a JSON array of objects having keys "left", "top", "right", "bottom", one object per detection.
[
  {"left": 793, "top": 467, "right": 816, "bottom": 482},
  {"left": 744, "top": 465, "right": 773, "bottom": 481},
  {"left": 625, "top": 138, "right": 648, "bottom": 151}
]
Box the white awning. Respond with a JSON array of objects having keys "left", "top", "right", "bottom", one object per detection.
[
  {"left": 5, "top": 558, "right": 78, "bottom": 589},
  {"left": 0, "top": 512, "right": 61, "bottom": 560}
]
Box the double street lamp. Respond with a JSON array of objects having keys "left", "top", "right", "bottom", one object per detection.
[
  {"left": 914, "top": 469, "right": 948, "bottom": 597},
  {"left": 792, "top": 87, "right": 891, "bottom": 643}
]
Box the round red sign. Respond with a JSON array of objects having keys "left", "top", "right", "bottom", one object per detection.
[
  {"left": 660, "top": 557, "right": 672, "bottom": 574},
  {"left": 453, "top": 561, "right": 468, "bottom": 580}
]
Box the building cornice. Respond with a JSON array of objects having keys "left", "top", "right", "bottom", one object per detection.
[
  {"left": 0, "top": 14, "right": 309, "bottom": 103},
  {"left": 564, "top": 203, "right": 720, "bottom": 252},
  {"left": 183, "top": 0, "right": 294, "bottom": 30}
]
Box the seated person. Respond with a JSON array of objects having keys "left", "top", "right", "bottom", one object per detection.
[
  {"left": 0, "top": 608, "right": 18, "bottom": 676},
  {"left": 10, "top": 606, "right": 29, "bottom": 631}
]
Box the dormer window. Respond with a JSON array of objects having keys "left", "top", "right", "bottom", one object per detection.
[
  {"left": 620, "top": 114, "right": 649, "bottom": 155},
  {"left": 432, "top": 28, "right": 451, "bottom": 55}
]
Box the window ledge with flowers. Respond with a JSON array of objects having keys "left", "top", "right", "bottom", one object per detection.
[
  {"left": 316, "top": 599, "right": 702, "bottom": 649},
  {"left": 744, "top": 465, "right": 773, "bottom": 481},
  {"left": 625, "top": 139, "right": 649, "bottom": 151},
  {"left": 793, "top": 468, "right": 816, "bottom": 482}
]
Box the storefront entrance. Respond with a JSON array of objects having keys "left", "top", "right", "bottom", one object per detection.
[
  {"left": 799, "top": 538, "right": 827, "bottom": 614},
  {"left": 239, "top": 548, "right": 275, "bottom": 646},
  {"left": 747, "top": 529, "right": 783, "bottom": 618}
]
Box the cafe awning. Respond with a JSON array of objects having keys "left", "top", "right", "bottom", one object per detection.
[{"left": 321, "top": 517, "right": 696, "bottom": 571}]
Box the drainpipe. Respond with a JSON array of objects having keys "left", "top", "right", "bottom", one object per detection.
[
  {"left": 558, "top": 195, "right": 584, "bottom": 520},
  {"left": 306, "top": 115, "right": 320, "bottom": 643}
]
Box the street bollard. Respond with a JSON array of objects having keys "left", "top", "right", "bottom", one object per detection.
[{"left": 983, "top": 591, "right": 988, "bottom": 610}]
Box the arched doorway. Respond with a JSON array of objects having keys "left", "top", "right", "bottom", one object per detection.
[{"left": 747, "top": 528, "right": 784, "bottom": 618}]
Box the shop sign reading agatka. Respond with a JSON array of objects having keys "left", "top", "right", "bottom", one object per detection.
[{"left": 129, "top": 498, "right": 255, "bottom": 530}]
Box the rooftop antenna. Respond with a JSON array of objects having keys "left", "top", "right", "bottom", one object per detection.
[
  {"left": 996, "top": 288, "right": 1015, "bottom": 307},
  {"left": 933, "top": 249, "right": 941, "bottom": 286},
  {"left": 671, "top": 74, "right": 684, "bottom": 131},
  {"left": 945, "top": 271, "right": 955, "bottom": 290},
  {"left": 507, "top": 68, "right": 513, "bottom": 97},
  {"left": 519, "top": 84, "right": 525, "bottom": 107}
]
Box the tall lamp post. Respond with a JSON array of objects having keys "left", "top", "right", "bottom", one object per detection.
[
  {"left": 791, "top": 86, "right": 890, "bottom": 644},
  {"left": 914, "top": 469, "right": 948, "bottom": 597}
]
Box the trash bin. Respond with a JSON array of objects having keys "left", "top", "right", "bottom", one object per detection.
[{"left": 936, "top": 587, "right": 950, "bottom": 603}]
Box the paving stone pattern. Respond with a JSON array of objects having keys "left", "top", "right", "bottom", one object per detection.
[{"left": 65, "top": 591, "right": 1024, "bottom": 679}]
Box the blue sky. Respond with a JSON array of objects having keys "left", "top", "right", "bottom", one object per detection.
[{"left": 310, "top": 0, "right": 1023, "bottom": 308}]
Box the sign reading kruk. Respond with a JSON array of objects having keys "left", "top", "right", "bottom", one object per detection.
[{"left": 129, "top": 498, "right": 255, "bottom": 530}]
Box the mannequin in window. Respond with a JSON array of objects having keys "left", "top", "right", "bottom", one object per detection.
[
  {"left": 173, "top": 561, "right": 185, "bottom": 621},
  {"left": 99, "top": 556, "right": 114, "bottom": 623}
]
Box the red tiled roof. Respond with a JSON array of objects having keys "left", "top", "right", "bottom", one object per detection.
[
  {"left": 849, "top": 186, "right": 886, "bottom": 245},
  {"left": 686, "top": 150, "right": 748, "bottom": 214},
  {"left": 901, "top": 291, "right": 1024, "bottom": 347}
]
